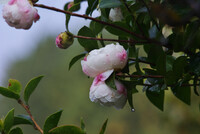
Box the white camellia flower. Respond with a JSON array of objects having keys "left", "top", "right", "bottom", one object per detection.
[
  {"left": 81, "top": 43, "right": 128, "bottom": 77},
  {"left": 89, "top": 70, "right": 127, "bottom": 109},
  {"left": 109, "top": 8, "right": 123, "bottom": 22},
  {"left": 2, "top": 0, "right": 40, "bottom": 29}
]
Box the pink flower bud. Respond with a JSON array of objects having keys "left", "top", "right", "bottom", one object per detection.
[
  {"left": 81, "top": 43, "right": 128, "bottom": 77},
  {"left": 67, "top": 2, "right": 74, "bottom": 9},
  {"left": 2, "top": 0, "right": 40, "bottom": 29},
  {"left": 55, "top": 32, "right": 74, "bottom": 49},
  {"left": 89, "top": 70, "right": 127, "bottom": 109}
]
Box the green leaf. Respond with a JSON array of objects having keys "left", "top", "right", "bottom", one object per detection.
[
  {"left": 90, "top": 18, "right": 104, "bottom": 35},
  {"left": 69, "top": 53, "right": 86, "bottom": 70},
  {"left": 105, "top": 22, "right": 131, "bottom": 37},
  {"left": 77, "top": 26, "right": 98, "bottom": 52},
  {"left": 49, "top": 125, "right": 85, "bottom": 134},
  {"left": 13, "top": 115, "right": 33, "bottom": 126},
  {"left": 156, "top": 52, "right": 166, "bottom": 75},
  {"left": 0, "top": 87, "right": 20, "bottom": 100},
  {"left": 64, "top": 2, "right": 81, "bottom": 30},
  {"left": 99, "top": 0, "right": 122, "bottom": 8},
  {"left": 173, "top": 56, "right": 188, "bottom": 79},
  {"left": 80, "top": 118, "right": 85, "bottom": 132},
  {"left": 4, "top": 109, "right": 14, "bottom": 133},
  {"left": 24, "top": 76, "right": 44, "bottom": 104},
  {"left": 43, "top": 110, "right": 63, "bottom": 134},
  {"left": 105, "top": 73, "right": 116, "bottom": 90},
  {"left": 171, "top": 84, "right": 191, "bottom": 105},
  {"left": 8, "top": 79, "right": 22, "bottom": 94},
  {"left": 166, "top": 55, "right": 175, "bottom": 72},
  {"left": 86, "top": 0, "right": 99, "bottom": 15},
  {"left": 9, "top": 127, "right": 23, "bottom": 134},
  {"left": 0, "top": 119, "right": 3, "bottom": 131},
  {"left": 146, "top": 89, "right": 164, "bottom": 111},
  {"left": 99, "top": 119, "right": 108, "bottom": 134}
]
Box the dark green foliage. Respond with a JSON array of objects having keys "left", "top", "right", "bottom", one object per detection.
[
  {"left": 13, "top": 115, "right": 33, "bottom": 126},
  {"left": 49, "top": 125, "right": 85, "bottom": 134},
  {"left": 24, "top": 76, "right": 43, "bottom": 104},
  {"left": 43, "top": 110, "right": 63, "bottom": 134},
  {"left": 69, "top": 53, "right": 86, "bottom": 70},
  {"left": 9, "top": 127, "right": 23, "bottom": 134},
  {"left": 99, "top": 119, "right": 108, "bottom": 134},
  {"left": 77, "top": 26, "right": 99, "bottom": 52},
  {"left": 0, "top": 87, "right": 20, "bottom": 100},
  {"left": 4, "top": 109, "right": 14, "bottom": 133}
]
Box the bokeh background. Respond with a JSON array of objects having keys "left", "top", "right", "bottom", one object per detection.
[{"left": 0, "top": 1, "right": 199, "bottom": 134}]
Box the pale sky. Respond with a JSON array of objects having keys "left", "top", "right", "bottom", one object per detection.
[{"left": 0, "top": 0, "right": 95, "bottom": 85}]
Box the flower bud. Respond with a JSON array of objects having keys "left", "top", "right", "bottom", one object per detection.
[
  {"left": 81, "top": 43, "right": 128, "bottom": 77},
  {"left": 67, "top": 2, "right": 74, "bottom": 10},
  {"left": 55, "top": 32, "right": 74, "bottom": 49},
  {"left": 2, "top": 0, "right": 40, "bottom": 29},
  {"left": 89, "top": 70, "right": 127, "bottom": 109}
]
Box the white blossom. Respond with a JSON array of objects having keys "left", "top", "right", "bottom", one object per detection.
[
  {"left": 81, "top": 43, "right": 128, "bottom": 77},
  {"left": 89, "top": 70, "right": 127, "bottom": 109},
  {"left": 2, "top": 0, "right": 40, "bottom": 29}
]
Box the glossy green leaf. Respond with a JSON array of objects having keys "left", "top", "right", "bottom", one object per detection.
[
  {"left": 8, "top": 79, "right": 22, "bottom": 94},
  {"left": 166, "top": 55, "right": 175, "bottom": 72},
  {"left": 99, "top": 0, "right": 122, "bottom": 8},
  {"left": 49, "top": 125, "right": 85, "bottom": 134},
  {"left": 105, "top": 22, "right": 131, "bottom": 37},
  {"left": 173, "top": 56, "right": 188, "bottom": 79},
  {"left": 146, "top": 89, "right": 164, "bottom": 111},
  {"left": 24, "top": 76, "right": 44, "bottom": 104},
  {"left": 156, "top": 52, "right": 166, "bottom": 75},
  {"left": 69, "top": 53, "right": 86, "bottom": 70},
  {"left": 77, "top": 26, "right": 98, "bottom": 52},
  {"left": 90, "top": 18, "right": 104, "bottom": 35},
  {"left": 64, "top": 2, "right": 81, "bottom": 30},
  {"left": 0, "top": 87, "right": 20, "bottom": 100},
  {"left": 99, "top": 119, "right": 108, "bottom": 134},
  {"left": 171, "top": 84, "right": 191, "bottom": 105},
  {"left": 9, "top": 127, "right": 23, "bottom": 134},
  {"left": 86, "top": 0, "right": 99, "bottom": 15},
  {"left": 0, "top": 119, "right": 3, "bottom": 131},
  {"left": 4, "top": 109, "right": 14, "bottom": 133},
  {"left": 43, "top": 110, "right": 63, "bottom": 134},
  {"left": 13, "top": 115, "right": 33, "bottom": 126},
  {"left": 105, "top": 73, "right": 116, "bottom": 90}
]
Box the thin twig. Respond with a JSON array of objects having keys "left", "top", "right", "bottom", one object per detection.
[
  {"left": 18, "top": 99, "right": 43, "bottom": 134},
  {"left": 73, "top": 35, "right": 149, "bottom": 44},
  {"left": 33, "top": 3, "right": 145, "bottom": 40}
]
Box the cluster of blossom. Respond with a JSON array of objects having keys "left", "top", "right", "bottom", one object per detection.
[
  {"left": 81, "top": 43, "right": 128, "bottom": 109},
  {"left": 2, "top": 0, "right": 40, "bottom": 29}
]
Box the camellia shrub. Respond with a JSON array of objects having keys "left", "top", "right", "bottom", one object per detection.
[{"left": 0, "top": 0, "right": 200, "bottom": 134}]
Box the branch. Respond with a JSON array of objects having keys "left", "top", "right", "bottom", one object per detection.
[
  {"left": 33, "top": 3, "right": 145, "bottom": 40},
  {"left": 18, "top": 99, "right": 43, "bottom": 134},
  {"left": 73, "top": 35, "right": 149, "bottom": 44}
]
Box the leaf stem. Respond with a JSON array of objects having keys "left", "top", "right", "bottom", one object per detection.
[
  {"left": 18, "top": 99, "right": 43, "bottom": 134},
  {"left": 33, "top": 3, "right": 144, "bottom": 39}
]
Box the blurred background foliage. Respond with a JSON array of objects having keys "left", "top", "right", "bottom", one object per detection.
[{"left": 0, "top": 36, "right": 199, "bottom": 134}]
